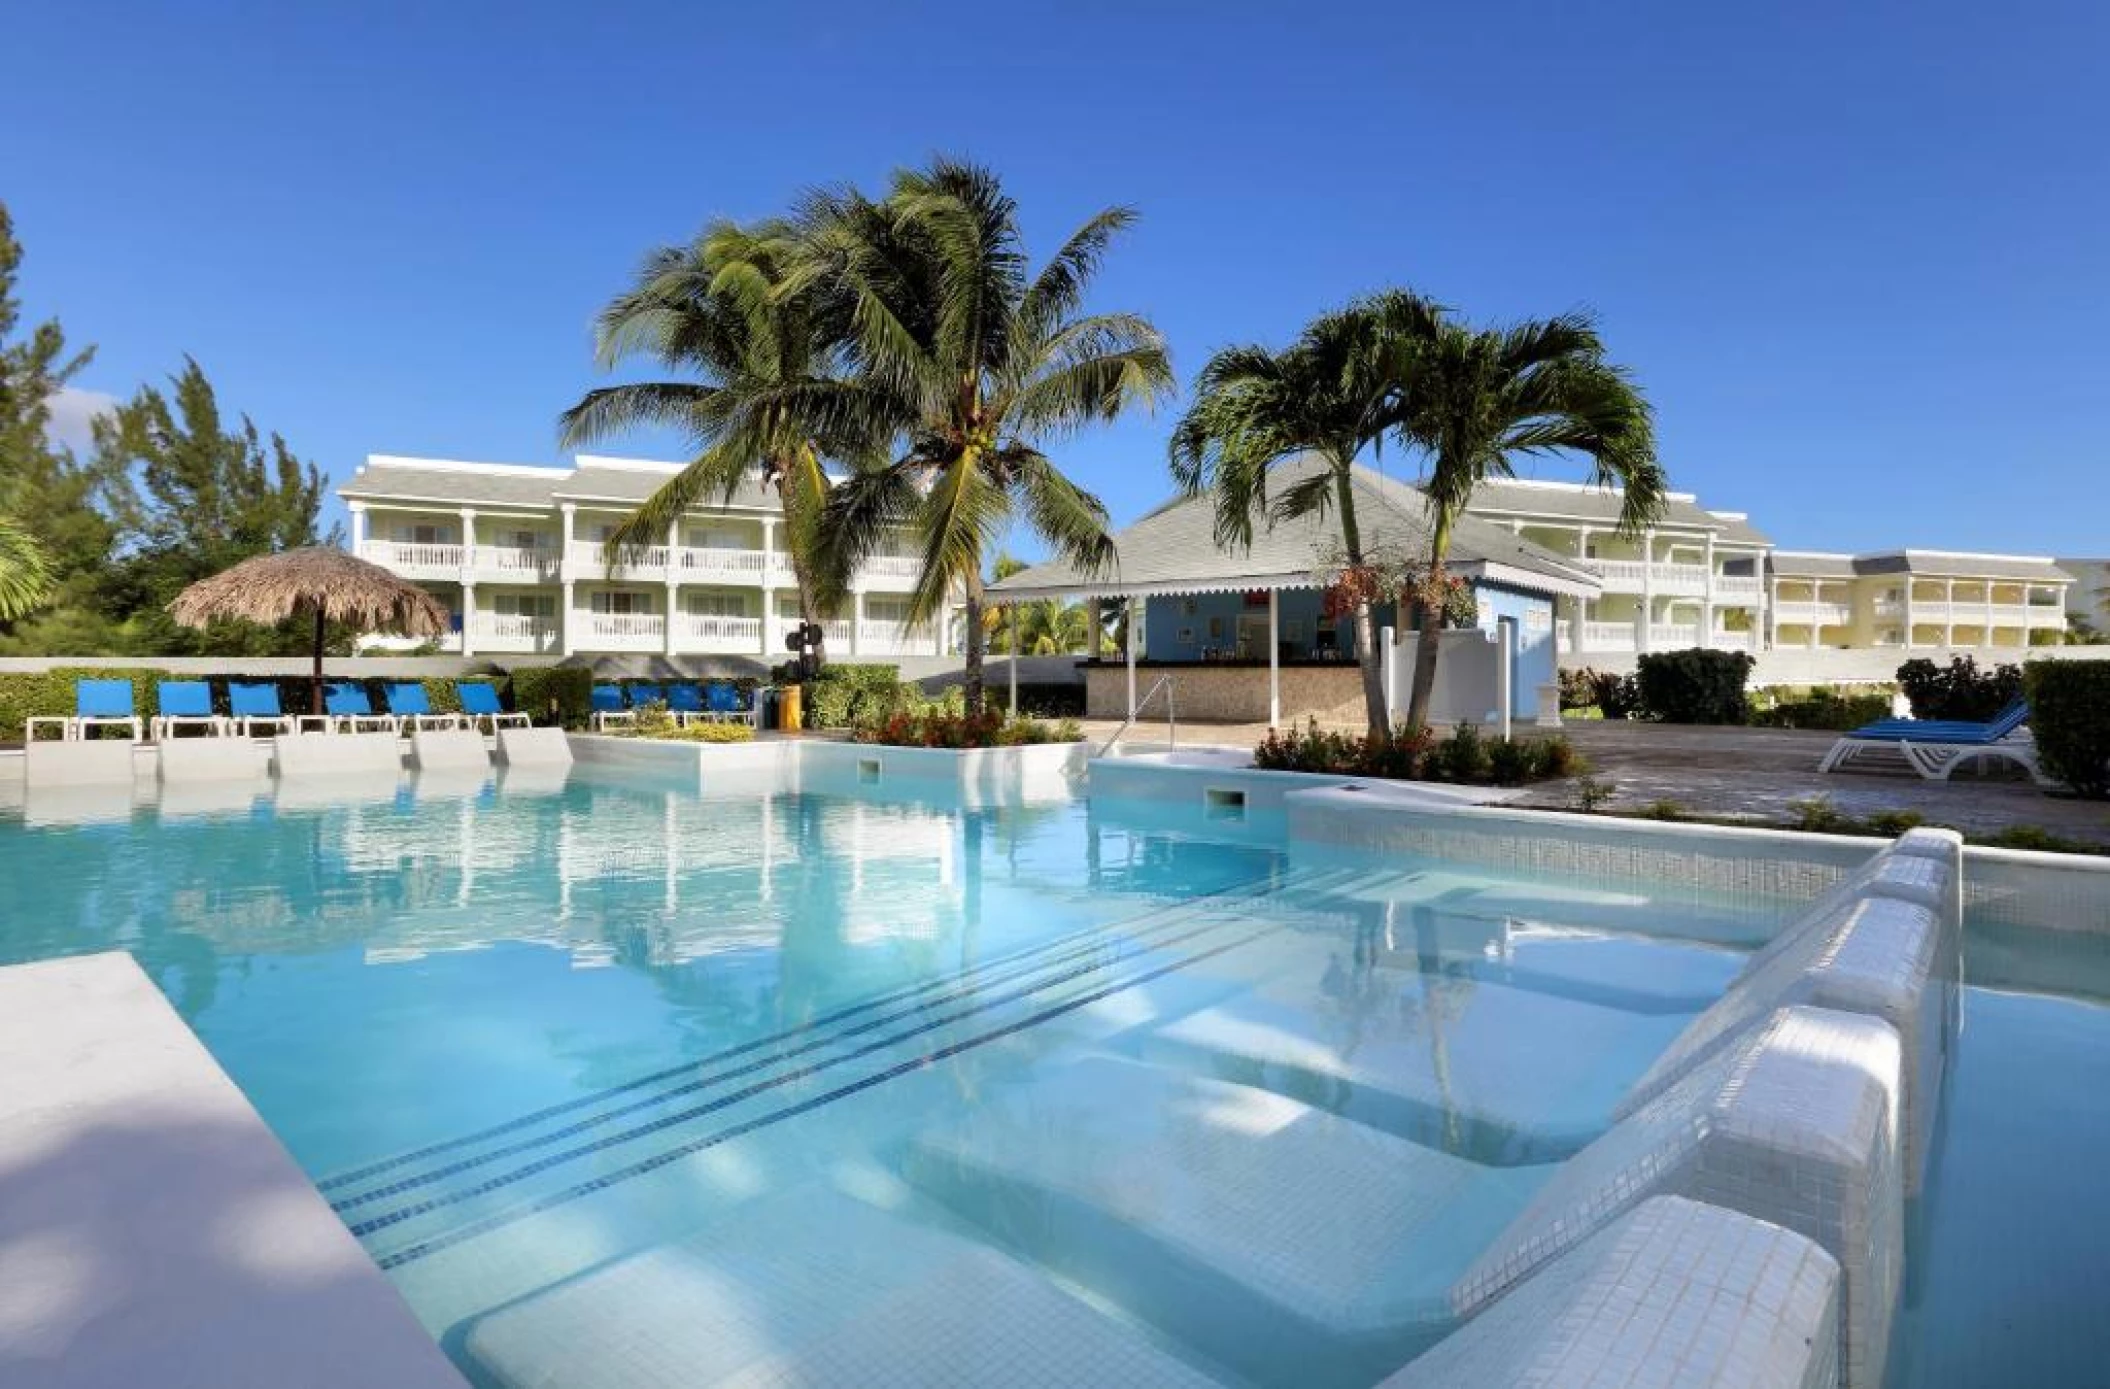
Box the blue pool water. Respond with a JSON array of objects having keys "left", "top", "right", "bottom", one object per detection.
[{"left": 1, "top": 764, "right": 2105, "bottom": 1386}]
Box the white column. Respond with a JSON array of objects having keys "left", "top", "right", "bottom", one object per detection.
[
  {"left": 558, "top": 504, "right": 577, "bottom": 583},
  {"left": 1809, "top": 587, "right": 1821, "bottom": 650},
  {"left": 1903, "top": 577, "right": 1917, "bottom": 649},
  {"left": 759, "top": 520, "right": 777, "bottom": 655},
  {"left": 849, "top": 588, "right": 863, "bottom": 656},
  {"left": 348, "top": 502, "right": 368, "bottom": 556},
  {"left": 1125, "top": 595, "right": 1139, "bottom": 719},
  {"left": 560, "top": 581, "right": 576, "bottom": 657},
  {"left": 663, "top": 520, "right": 680, "bottom": 656},
  {"left": 458, "top": 508, "right": 477, "bottom": 585},
  {"left": 1267, "top": 588, "right": 1281, "bottom": 727},
  {"left": 1701, "top": 533, "right": 1717, "bottom": 648},
  {"left": 1637, "top": 528, "right": 1656, "bottom": 652},
  {"left": 1007, "top": 610, "right": 1018, "bottom": 716},
  {"left": 460, "top": 583, "right": 477, "bottom": 657},
  {"left": 1983, "top": 581, "right": 1995, "bottom": 647}
]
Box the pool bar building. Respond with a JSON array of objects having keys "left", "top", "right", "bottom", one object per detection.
[{"left": 2, "top": 709, "right": 2106, "bottom": 1387}]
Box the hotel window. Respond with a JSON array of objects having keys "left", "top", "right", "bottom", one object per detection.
[
  {"left": 493, "top": 593, "right": 556, "bottom": 619},
  {"left": 686, "top": 526, "right": 747, "bottom": 550},
  {"left": 589, "top": 590, "right": 653, "bottom": 615},
  {"left": 399, "top": 522, "right": 454, "bottom": 545},
  {"left": 503, "top": 528, "right": 542, "bottom": 551},
  {"left": 685, "top": 592, "right": 747, "bottom": 617},
  {"left": 865, "top": 597, "right": 911, "bottom": 623}
]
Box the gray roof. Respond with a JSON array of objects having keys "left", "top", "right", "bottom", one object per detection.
[
  {"left": 338, "top": 455, "right": 778, "bottom": 513},
  {"left": 1464, "top": 477, "right": 1741, "bottom": 536},
  {"left": 1768, "top": 552, "right": 1860, "bottom": 580},
  {"left": 989, "top": 457, "right": 1601, "bottom": 600},
  {"left": 1707, "top": 512, "right": 1772, "bottom": 546},
  {"left": 1852, "top": 551, "right": 2073, "bottom": 583}
]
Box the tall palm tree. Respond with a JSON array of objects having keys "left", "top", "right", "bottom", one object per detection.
[
  {"left": 0, "top": 513, "right": 51, "bottom": 621},
  {"left": 1393, "top": 311, "right": 1663, "bottom": 730},
  {"left": 559, "top": 219, "right": 877, "bottom": 672},
  {"left": 1169, "top": 291, "right": 1443, "bottom": 738},
  {"left": 792, "top": 158, "right": 1173, "bottom": 715}
]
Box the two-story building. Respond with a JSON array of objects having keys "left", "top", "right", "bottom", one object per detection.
[
  {"left": 338, "top": 455, "right": 948, "bottom": 660},
  {"left": 1768, "top": 551, "right": 2074, "bottom": 650}
]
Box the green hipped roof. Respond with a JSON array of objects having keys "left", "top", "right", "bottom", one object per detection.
[{"left": 989, "top": 457, "right": 1601, "bottom": 601}]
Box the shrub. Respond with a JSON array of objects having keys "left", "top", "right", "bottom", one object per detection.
[
  {"left": 1896, "top": 655, "right": 2021, "bottom": 722},
  {"left": 1865, "top": 809, "right": 1926, "bottom": 836},
  {"left": 1634, "top": 648, "right": 1756, "bottom": 724},
  {"left": 806, "top": 663, "right": 904, "bottom": 729},
  {"left": 2024, "top": 660, "right": 2110, "bottom": 799},
  {"left": 1486, "top": 737, "right": 1540, "bottom": 786},
  {"left": 1587, "top": 668, "right": 1643, "bottom": 720},
  {"left": 1557, "top": 667, "right": 1602, "bottom": 711},
  {"left": 1748, "top": 688, "right": 1893, "bottom": 731},
  {"left": 1639, "top": 798, "right": 1686, "bottom": 821},
  {"left": 1253, "top": 718, "right": 1362, "bottom": 774},
  {"left": 1785, "top": 795, "right": 1854, "bottom": 834},
  {"left": 851, "top": 707, "right": 1077, "bottom": 749},
  {"left": 507, "top": 666, "right": 594, "bottom": 729},
  {"left": 1428, "top": 723, "right": 1492, "bottom": 783},
  {"left": 1537, "top": 736, "right": 1584, "bottom": 779},
  {"left": 1571, "top": 776, "right": 1617, "bottom": 812},
  {"left": 0, "top": 666, "right": 169, "bottom": 742}
]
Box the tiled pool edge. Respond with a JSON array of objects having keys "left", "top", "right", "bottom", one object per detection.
[{"left": 0, "top": 952, "right": 466, "bottom": 1388}]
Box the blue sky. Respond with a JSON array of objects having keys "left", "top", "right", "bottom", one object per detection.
[{"left": 7, "top": 0, "right": 2106, "bottom": 558}]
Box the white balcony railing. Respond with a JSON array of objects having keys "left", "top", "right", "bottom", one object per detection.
[
  {"left": 360, "top": 540, "right": 463, "bottom": 574},
  {"left": 676, "top": 547, "right": 767, "bottom": 578},
  {"left": 858, "top": 619, "right": 914, "bottom": 649},
  {"left": 1715, "top": 574, "right": 1763, "bottom": 599},
  {"left": 1575, "top": 558, "right": 1713, "bottom": 594},
  {"left": 470, "top": 614, "right": 559, "bottom": 652},
  {"left": 571, "top": 542, "right": 668, "bottom": 577},
  {"left": 581, "top": 612, "right": 665, "bottom": 648},
  {"left": 1578, "top": 621, "right": 1638, "bottom": 650},
  {"left": 677, "top": 614, "right": 763, "bottom": 646},
  {"left": 863, "top": 554, "right": 923, "bottom": 579},
  {"left": 473, "top": 545, "right": 560, "bottom": 581},
  {"left": 1774, "top": 601, "right": 1854, "bottom": 627}
]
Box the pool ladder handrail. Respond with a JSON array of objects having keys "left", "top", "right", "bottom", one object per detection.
[{"left": 1099, "top": 674, "right": 1175, "bottom": 756}]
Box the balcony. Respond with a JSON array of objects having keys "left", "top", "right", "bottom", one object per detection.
[
  {"left": 859, "top": 554, "right": 924, "bottom": 590},
  {"left": 359, "top": 540, "right": 463, "bottom": 579},
  {"left": 571, "top": 542, "right": 668, "bottom": 580},
  {"left": 579, "top": 612, "right": 666, "bottom": 651},
  {"left": 1565, "top": 622, "right": 1761, "bottom": 654},
  {"left": 675, "top": 614, "right": 764, "bottom": 650},
  {"left": 674, "top": 547, "right": 768, "bottom": 580},
  {"left": 1715, "top": 574, "right": 1763, "bottom": 601},
  {"left": 472, "top": 545, "right": 560, "bottom": 582},
  {"left": 1774, "top": 600, "right": 1854, "bottom": 627},
  {"left": 1575, "top": 559, "right": 1710, "bottom": 596},
  {"left": 470, "top": 614, "right": 559, "bottom": 653}
]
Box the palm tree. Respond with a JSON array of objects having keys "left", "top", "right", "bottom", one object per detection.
[
  {"left": 1393, "top": 312, "right": 1664, "bottom": 730},
  {"left": 792, "top": 158, "right": 1173, "bottom": 715},
  {"left": 559, "top": 219, "right": 878, "bottom": 672},
  {"left": 1169, "top": 291, "right": 1443, "bottom": 738},
  {"left": 0, "top": 513, "right": 52, "bottom": 621}
]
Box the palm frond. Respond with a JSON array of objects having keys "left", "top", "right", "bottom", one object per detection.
[
  {"left": 1007, "top": 448, "right": 1115, "bottom": 579},
  {"left": 0, "top": 513, "right": 53, "bottom": 621}
]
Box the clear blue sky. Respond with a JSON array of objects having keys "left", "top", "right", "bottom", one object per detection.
[{"left": 7, "top": 0, "right": 2106, "bottom": 559}]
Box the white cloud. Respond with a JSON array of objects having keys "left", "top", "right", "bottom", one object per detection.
[{"left": 43, "top": 385, "right": 120, "bottom": 453}]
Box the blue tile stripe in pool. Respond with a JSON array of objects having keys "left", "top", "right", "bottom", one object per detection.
[
  {"left": 327, "top": 885, "right": 1299, "bottom": 1215},
  {"left": 368, "top": 919, "right": 1283, "bottom": 1271},
  {"left": 319, "top": 869, "right": 1342, "bottom": 1200},
  {"left": 348, "top": 902, "right": 1273, "bottom": 1238}
]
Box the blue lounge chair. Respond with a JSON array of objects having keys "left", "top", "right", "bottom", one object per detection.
[
  {"left": 227, "top": 681, "right": 295, "bottom": 737},
  {"left": 26, "top": 678, "right": 145, "bottom": 743},
  {"left": 706, "top": 681, "right": 756, "bottom": 726},
  {"left": 300, "top": 682, "right": 396, "bottom": 735},
  {"left": 590, "top": 683, "right": 635, "bottom": 732},
  {"left": 1819, "top": 697, "right": 2043, "bottom": 781},
  {"left": 665, "top": 683, "right": 708, "bottom": 726},
  {"left": 382, "top": 681, "right": 461, "bottom": 733},
  {"left": 151, "top": 680, "right": 224, "bottom": 740},
  {"left": 629, "top": 682, "right": 668, "bottom": 712},
  {"left": 456, "top": 682, "right": 529, "bottom": 732}
]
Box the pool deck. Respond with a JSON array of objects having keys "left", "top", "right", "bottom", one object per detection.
[
  {"left": 0, "top": 952, "right": 465, "bottom": 1389},
  {"left": 1080, "top": 717, "right": 2110, "bottom": 849}
]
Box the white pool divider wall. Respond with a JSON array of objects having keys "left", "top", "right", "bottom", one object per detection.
[
  {"left": 1457, "top": 1005, "right": 1902, "bottom": 1389},
  {"left": 272, "top": 731, "right": 404, "bottom": 779},
  {"left": 1386, "top": 1197, "right": 1842, "bottom": 1389},
  {"left": 24, "top": 738, "right": 138, "bottom": 786},
  {"left": 409, "top": 727, "right": 493, "bottom": 771},
  {"left": 158, "top": 737, "right": 271, "bottom": 783},
  {"left": 495, "top": 726, "right": 571, "bottom": 767}
]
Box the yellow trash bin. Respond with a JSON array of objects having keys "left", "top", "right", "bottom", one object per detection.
[{"left": 777, "top": 683, "right": 802, "bottom": 732}]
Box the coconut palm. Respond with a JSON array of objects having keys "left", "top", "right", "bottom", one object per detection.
[
  {"left": 559, "top": 220, "right": 879, "bottom": 672},
  {"left": 0, "top": 513, "right": 52, "bottom": 621},
  {"left": 1169, "top": 291, "right": 1444, "bottom": 738},
  {"left": 793, "top": 158, "right": 1173, "bottom": 715},
  {"left": 1393, "top": 312, "right": 1663, "bottom": 730}
]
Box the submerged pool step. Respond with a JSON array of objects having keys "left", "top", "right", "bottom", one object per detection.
[{"left": 340, "top": 872, "right": 1365, "bottom": 1270}]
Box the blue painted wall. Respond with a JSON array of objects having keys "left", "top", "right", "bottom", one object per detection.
[{"left": 1472, "top": 582, "right": 1557, "bottom": 716}]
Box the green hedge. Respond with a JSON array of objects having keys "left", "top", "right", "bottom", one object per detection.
[
  {"left": 1634, "top": 648, "right": 1756, "bottom": 724},
  {"left": 1897, "top": 656, "right": 2022, "bottom": 722},
  {"left": 805, "top": 663, "right": 904, "bottom": 729},
  {"left": 1749, "top": 690, "right": 1893, "bottom": 731},
  {"left": 2025, "top": 661, "right": 2110, "bottom": 799},
  {"left": 507, "top": 667, "right": 595, "bottom": 729},
  {"left": 0, "top": 667, "right": 164, "bottom": 742}
]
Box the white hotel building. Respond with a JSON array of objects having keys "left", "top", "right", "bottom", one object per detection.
[
  {"left": 339, "top": 456, "right": 2073, "bottom": 666},
  {"left": 339, "top": 455, "right": 949, "bottom": 660},
  {"left": 1463, "top": 478, "right": 2072, "bottom": 658}
]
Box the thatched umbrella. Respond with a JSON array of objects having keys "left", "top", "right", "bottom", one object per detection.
[{"left": 167, "top": 546, "right": 453, "bottom": 714}]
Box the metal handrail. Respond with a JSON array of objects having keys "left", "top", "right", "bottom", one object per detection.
[{"left": 1098, "top": 674, "right": 1176, "bottom": 756}]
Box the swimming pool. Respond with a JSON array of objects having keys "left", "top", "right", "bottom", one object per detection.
[{"left": 1, "top": 761, "right": 2104, "bottom": 1386}]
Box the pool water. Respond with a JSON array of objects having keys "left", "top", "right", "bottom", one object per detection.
[{"left": 1, "top": 764, "right": 2104, "bottom": 1386}]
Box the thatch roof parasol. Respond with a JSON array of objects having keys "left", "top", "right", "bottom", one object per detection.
[{"left": 168, "top": 546, "right": 453, "bottom": 714}]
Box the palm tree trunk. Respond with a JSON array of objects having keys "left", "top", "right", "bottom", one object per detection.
[
  {"left": 1404, "top": 512, "right": 1456, "bottom": 731},
  {"left": 962, "top": 565, "right": 986, "bottom": 717},
  {"left": 775, "top": 450, "right": 826, "bottom": 676},
  {"left": 1333, "top": 464, "right": 1389, "bottom": 738}
]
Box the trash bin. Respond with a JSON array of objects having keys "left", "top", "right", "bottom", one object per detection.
[
  {"left": 777, "top": 682, "right": 802, "bottom": 732},
  {"left": 758, "top": 686, "right": 779, "bottom": 731}
]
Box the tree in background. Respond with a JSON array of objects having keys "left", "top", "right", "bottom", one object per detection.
[
  {"left": 983, "top": 552, "right": 1100, "bottom": 655},
  {"left": 92, "top": 358, "right": 336, "bottom": 654},
  {"left": 797, "top": 158, "right": 1172, "bottom": 715},
  {"left": 561, "top": 219, "right": 882, "bottom": 673},
  {"left": 1170, "top": 291, "right": 1443, "bottom": 738},
  {"left": 1392, "top": 312, "right": 1661, "bottom": 730}
]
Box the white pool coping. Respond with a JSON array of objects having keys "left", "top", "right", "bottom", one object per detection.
[{"left": 0, "top": 952, "right": 466, "bottom": 1388}]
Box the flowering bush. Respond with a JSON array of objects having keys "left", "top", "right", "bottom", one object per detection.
[
  {"left": 852, "top": 707, "right": 1083, "bottom": 749},
  {"left": 1253, "top": 717, "right": 1577, "bottom": 785}
]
